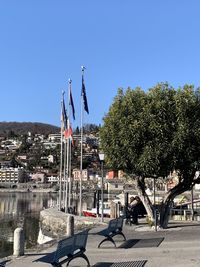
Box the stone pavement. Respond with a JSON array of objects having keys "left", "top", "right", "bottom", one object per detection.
[{"left": 1, "top": 219, "right": 200, "bottom": 267}]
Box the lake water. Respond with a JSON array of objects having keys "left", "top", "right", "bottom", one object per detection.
[{"left": 0, "top": 191, "right": 94, "bottom": 259}]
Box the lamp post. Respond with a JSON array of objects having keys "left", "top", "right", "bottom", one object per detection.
[
  {"left": 99, "top": 152, "right": 105, "bottom": 222},
  {"left": 153, "top": 177, "right": 157, "bottom": 232}
]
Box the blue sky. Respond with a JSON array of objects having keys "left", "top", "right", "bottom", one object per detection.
[{"left": 1, "top": 1, "right": 200, "bottom": 128}]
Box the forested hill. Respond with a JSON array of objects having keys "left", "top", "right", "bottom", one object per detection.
[{"left": 0, "top": 122, "right": 59, "bottom": 136}]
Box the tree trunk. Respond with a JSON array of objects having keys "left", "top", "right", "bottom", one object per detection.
[
  {"left": 159, "top": 175, "right": 194, "bottom": 228},
  {"left": 135, "top": 176, "right": 154, "bottom": 222},
  {"left": 159, "top": 195, "right": 174, "bottom": 229}
]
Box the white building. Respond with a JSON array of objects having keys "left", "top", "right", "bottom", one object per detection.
[
  {"left": 48, "top": 175, "right": 59, "bottom": 183},
  {"left": 0, "top": 167, "right": 26, "bottom": 183},
  {"left": 72, "top": 169, "right": 88, "bottom": 181}
]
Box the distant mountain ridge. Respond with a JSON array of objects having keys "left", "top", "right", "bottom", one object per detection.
[{"left": 0, "top": 122, "right": 59, "bottom": 136}]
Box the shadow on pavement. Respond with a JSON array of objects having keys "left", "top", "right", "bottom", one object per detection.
[
  {"left": 0, "top": 259, "right": 11, "bottom": 266},
  {"left": 167, "top": 222, "right": 200, "bottom": 229},
  {"left": 119, "top": 237, "right": 164, "bottom": 249},
  {"left": 93, "top": 260, "right": 147, "bottom": 267},
  {"left": 33, "top": 251, "right": 55, "bottom": 263}
]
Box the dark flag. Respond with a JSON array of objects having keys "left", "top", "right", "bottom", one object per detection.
[
  {"left": 69, "top": 88, "right": 75, "bottom": 120},
  {"left": 81, "top": 76, "right": 89, "bottom": 114},
  {"left": 62, "top": 97, "right": 68, "bottom": 130}
]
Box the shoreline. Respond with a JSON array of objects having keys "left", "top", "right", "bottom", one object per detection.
[{"left": 0, "top": 188, "right": 58, "bottom": 193}]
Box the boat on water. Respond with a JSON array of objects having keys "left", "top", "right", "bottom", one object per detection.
[{"left": 82, "top": 202, "right": 111, "bottom": 218}]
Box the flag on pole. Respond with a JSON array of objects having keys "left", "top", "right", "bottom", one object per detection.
[
  {"left": 64, "top": 124, "right": 74, "bottom": 145},
  {"left": 69, "top": 88, "right": 75, "bottom": 120},
  {"left": 64, "top": 124, "right": 72, "bottom": 139},
  {"left": 62, "top": 97, "right": 68, "bottom": 131},
  {"left": 81, "top": 76, "right": 89, "bottom": 114}
]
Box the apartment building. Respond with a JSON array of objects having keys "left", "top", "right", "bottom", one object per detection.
[{"left": 0, "top": 167, "right": 26, "bottom": 183}]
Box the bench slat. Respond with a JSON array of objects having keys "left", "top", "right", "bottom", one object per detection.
[
  {"left": 53, "top": 235, "right": 75, "bottom": 263},
  {"left": 74, "top": 229, "right": 89, "bottom": 252}
]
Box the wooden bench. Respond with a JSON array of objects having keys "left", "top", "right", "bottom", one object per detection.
[
  {"left": 97, "top": 217, "right": 126, "bottom": 248},
  {"left": 36, "top": 229, "right": 90, "bottom": 267}
]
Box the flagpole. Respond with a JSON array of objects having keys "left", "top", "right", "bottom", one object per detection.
[
  {"left": 64, "top": 134, "right": 69, "bottom": 213},
  {"left": 79, "top": 66, "right": 85, "bottom": 216},
  {"left": 68, "top": 79, "right": 75, "bottom": 210},
  {"left": 68, "top": 138, "right": 72, "bottom": 207},
  {"left": 59, "top": 92, "right": 64, "bottom": 211},
  {"left": 64, "top": 79, "right": 72, "bottom": 213},
  {"left": 63, "top": 137, "right": 67, "bottom": 211}
]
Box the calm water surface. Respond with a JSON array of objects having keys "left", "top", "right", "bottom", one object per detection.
[{"left": 0, "top": 192, "right": 93, "bottom": 259}]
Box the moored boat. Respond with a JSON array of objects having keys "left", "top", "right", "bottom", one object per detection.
[{"left": 82, "top": 202, "right": 110, "bottom": 218}]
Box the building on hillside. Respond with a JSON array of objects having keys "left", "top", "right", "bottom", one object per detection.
[
  {"left": 33, "top": 166, "right": 50, "bottom": 174},
  {"left": 34, "top": 134, "right": 44, "bottom": 142},
  {"left": 47, "top": 175, "right": 59, "bottom": 183},
  {"left": 0, "top": 167, "right": 28, "bottom": 183},
  {"left": 72, "top": 168, "right": 89, "bottom": 181},
  {"left": 106, "top": 170, "right": 118, "bottom": 179},
  {"left": 17, "top": 155, "right": 28, "bottom": 167},
  {"left": 30, "top": 172, "right": 47, "bottom": 183},
  {"left": 105, "top": 179, "right": 124, "bottom": 195},
  {"left": 17, "top": 155, "right": 27, "bottom": 160},
  {"left": 48, "top": 155, "right": 54, "bottom": 163},
  {"left": 40, "top": 155, "right": 54, "bottom": 163},
  {"left": 48, "top": 133, "right": 61, "bottom": 143},
  {"left": 0, "top": 161, "right": 12, "bottom": 168},
  {"left": 0, "top": 150, "right": 6, "bottom": 156},
  {"left": 42, "top": 142, "right": 57, "bottom": 149}
]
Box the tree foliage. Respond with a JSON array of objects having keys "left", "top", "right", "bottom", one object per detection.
[{"left": 100, "top": 83, "right": 200, "bottom": 227}]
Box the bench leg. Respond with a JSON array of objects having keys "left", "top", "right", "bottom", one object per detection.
[
  {"left": 115, "top": 232, "right": 126, "bottom": 241},
  {"left": 66, "top": 253, "right": 90, "bottom": 267},
  {"left": 98, "top": 236, "right": 116, "bottom": 248}
]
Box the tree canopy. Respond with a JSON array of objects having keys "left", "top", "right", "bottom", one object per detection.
[
  {"left": 100, "top": 83, "right": 200, "bottom": 178},
  {"left": 100, "top": 83, "right": 200, "bottom": 227}
]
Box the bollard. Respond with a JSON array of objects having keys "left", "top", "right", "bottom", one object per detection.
[
  {"left": 93, "top": 191, "right": 97, "bottom": 208},
  {"left": 13, "top": 228, "right": 24, "bottom": 256},
  {"left": 67, "top": 215, "right": 74, "bottom": 237},
  {"left": 117, "top": 202, "right": 121, "bottom": 217},
  {"left": 124, "top": 192, "right": 129, "bottom": 208},
  {"left": 115, "top": 203, "right": 118, "bottom": 218},
  {"left": 96, "top": 190, "right": 100, "bottom": 217}
]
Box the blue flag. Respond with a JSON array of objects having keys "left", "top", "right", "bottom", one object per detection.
[
  {"left": 69, "top": 88, "right": 75, "bottom": 120},
  {"left": 81, "top": 76, "right": 89, "bottom": 114}
]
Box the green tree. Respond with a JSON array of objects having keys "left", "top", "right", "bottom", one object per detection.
[
  {"left": 17, "top": 135, "right": 31, "bottom": 153},
  {"left": 100, "top": 83, "right": 200, "bottom": 228}
]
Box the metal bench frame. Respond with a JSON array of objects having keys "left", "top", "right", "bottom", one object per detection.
[
  {"left": 97, "top": 217, "right": 126, "bottom": 248},
  {"left": 51, "top": 229, "right": 90, "bottom": 267}
]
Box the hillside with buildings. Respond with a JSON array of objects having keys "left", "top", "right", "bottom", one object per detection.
[
  {"left": 0, "top": 122, "right": 60, "bottom": 136},
  {"left": 0, "top": 126, "right": 103, "bottom": 186},
  {"left": 0, "top": 124, "right": 197, "bottom": 208},
  {"left": 0, "top": 125, "right": 132, "bottom": 198}
]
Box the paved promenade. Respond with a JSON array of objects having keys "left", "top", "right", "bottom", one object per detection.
[{"left": 1, "top": 219, "right": 200, "bottom": 267}]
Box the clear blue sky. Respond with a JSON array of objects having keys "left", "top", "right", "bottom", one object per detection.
[{"left": 1, "top": 0, "right": 200, "bottom": 128}]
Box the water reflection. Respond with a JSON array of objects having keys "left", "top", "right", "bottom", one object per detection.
[{"left": 0, "top": 192, "right": 93, "bottom": 259}]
